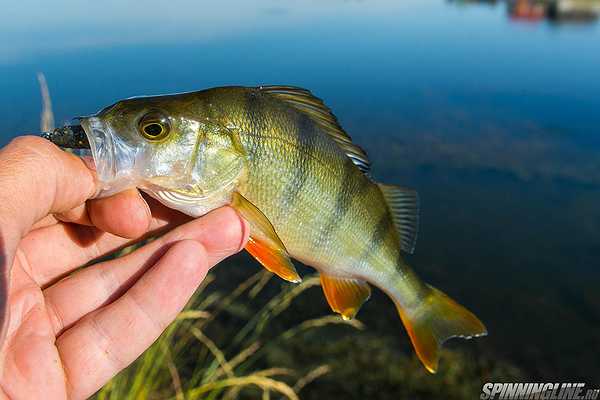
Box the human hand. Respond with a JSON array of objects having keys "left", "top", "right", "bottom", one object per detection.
[{"left": 0, "top": 136, "right": 248, "bottom": 399}]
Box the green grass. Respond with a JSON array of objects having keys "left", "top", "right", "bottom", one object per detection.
[{"left": 93, "top": 271, "right": 362, "bottom": 400}]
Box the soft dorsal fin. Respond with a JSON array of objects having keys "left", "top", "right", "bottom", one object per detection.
[
  {"left": 378, "top": 184, "right": 419, "bottom": 254},
  {"left": 259, "top": 85, "right": 371, "bottom": 172},
  {"left": 320, "top": 274, "right": 371, "bottom": 320}
]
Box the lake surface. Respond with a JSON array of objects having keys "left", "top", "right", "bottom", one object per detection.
[{"left": 2, "top": 0, "right": 600, "bottom": 393}]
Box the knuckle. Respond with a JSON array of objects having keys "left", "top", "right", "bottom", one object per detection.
[
  {"left": 88, "top": 313, "right": 128, "bottom": 370},
  {"left": 175, "top": 238, "right": 205, "bottom": 254},
  {"left": 162, "top": 224, "right": 187, "bottom": 244},
  {"left": 126, "top": 291, "right": 168, "bottom": 333},
  {"left": 3, "top": 135, "right": 55, "bottom": 170},
  {"left": 97, "top": 265, "right": 120, "bottom": 298},
  {"left": 44, "top": 295, "right": 65, "bottom": 334},
  {"left": 8, "top": 135, "right": 55, "bottom": 155}
]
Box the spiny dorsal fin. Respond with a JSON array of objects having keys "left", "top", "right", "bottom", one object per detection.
[
  {"left": 259, "top": 85, "right": 371, "bottom": 172},
  {"left": 320, "top": 274, "right": 371, "bottom": 320},
  {"left": 378, "top": 183, "right": 419, "bottom": 254}
]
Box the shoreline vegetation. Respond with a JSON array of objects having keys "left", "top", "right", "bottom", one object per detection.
[
  {"left": 449, "top": 0, "right": 600, "bottom": 23},
  {"left": 92, "top": 260, "right": 524, "bottom": 400},
  {"left": 94, "top": 270, "right": 362, "bottom": 400}
]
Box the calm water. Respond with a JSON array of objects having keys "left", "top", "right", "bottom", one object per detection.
[{"left": 2, "top": 0, "right": 600, "bottom": 389}]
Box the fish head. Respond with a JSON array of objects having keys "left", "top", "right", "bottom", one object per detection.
[{"left": 80, "top": 94, "right": 245, "bottom": 199}]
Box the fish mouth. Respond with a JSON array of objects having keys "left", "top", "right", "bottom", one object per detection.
[
  {"left": 41, "top": 124, "right": 91, "bottom": 149},
  {"left": 79, "top": 117, "right": 137, "bottom": 197},
  {"left": 80, "top": 117, "right": 117, "bottom": 185}
]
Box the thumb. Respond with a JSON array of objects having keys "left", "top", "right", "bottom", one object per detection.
[{"left": 0, "top": 135, "right": 97, "bottom": 341}]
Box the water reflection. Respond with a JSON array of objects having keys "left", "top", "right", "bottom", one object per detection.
[
  {"left": 1, "top": 0, "right": 600, "bottom": 390},
  {"left": 0, "top": 0, "right": 410, "bottom": 64},
  {"left": 451, "top": 0, "right": 600, "bottom": 23}
]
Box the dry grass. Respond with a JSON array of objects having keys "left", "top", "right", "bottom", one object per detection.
[
  {"left": 93, "top": 271, "right": 361, "bottom": 400},
  {"left": 37, "top": 72, "right": 54, "bottom": 132}
]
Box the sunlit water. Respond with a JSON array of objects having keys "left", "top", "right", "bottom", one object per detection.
[{"left": 2, "top": 0, "right": 599, "bottom": 385}]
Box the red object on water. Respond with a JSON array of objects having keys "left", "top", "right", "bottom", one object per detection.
[{"left": 510, "top": 0, "right": 546, "bottom": 21}]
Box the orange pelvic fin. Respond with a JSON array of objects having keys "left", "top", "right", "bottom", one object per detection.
[
  {"left": 320, "top": 274, "right": 371, "bottom": 320},
  {"left": 231, "top": 192, "right": 301, "bottom": 283}
]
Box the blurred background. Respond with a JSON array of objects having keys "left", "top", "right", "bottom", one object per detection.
[{"left": 2, "top": 0, "right": 600, "bottom": 398}]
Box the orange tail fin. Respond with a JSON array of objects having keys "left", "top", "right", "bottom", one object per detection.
[{"left": 395, "top": 285, "right": 487, "bottom": 373}]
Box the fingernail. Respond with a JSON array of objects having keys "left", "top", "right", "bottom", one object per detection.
[
  {"left": 136, "top": 190, "right": 152, "bottom": 227},
  {"left": 235, "top": 212, "right": 249, "bottom": 252}
]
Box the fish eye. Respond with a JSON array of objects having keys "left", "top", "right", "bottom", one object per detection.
[{"left": 138, "top": 111, "right": 171, "bottom": 141}]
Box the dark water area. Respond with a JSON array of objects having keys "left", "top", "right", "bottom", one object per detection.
[{"left": 2, "top": 0, "right": 600, "bottom": 395}]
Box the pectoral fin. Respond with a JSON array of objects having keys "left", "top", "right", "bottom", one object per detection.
[
  {"left": 231, "top": 192, "right": 301, "bottom": 283},
  {"left": 320, "top": 274, "right": 371, "bottom": 320}
]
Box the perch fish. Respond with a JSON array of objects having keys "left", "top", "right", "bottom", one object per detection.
[{"left": 43, "top": 86, "right": 486, "bottom": 372}]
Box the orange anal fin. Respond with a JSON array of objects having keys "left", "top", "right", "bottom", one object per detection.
[
  {"left": 320, "top": 274, "right": 371, "bottom": 320},
  {"left": 245, "top": 237, "right": 301, "bottom": 283}
]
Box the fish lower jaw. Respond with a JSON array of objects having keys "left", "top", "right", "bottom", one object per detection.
[{"left": 141, "top": 184, "right": 233, "bottom": 218}]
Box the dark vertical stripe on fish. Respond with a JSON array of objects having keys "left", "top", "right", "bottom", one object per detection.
[
  {"left": 245, "top": 90, "right": 266, "bottom": 134},
  {"left": 360, "top": 214, "right": 393, "bottom": 262},
  {"left": 311, "top": 160, "right": 357, "bottom": 250},
  {"left": 395, "top": 250, "right": 407, "bottom": 277},
  {"left": 204, "top": 89, "right": 217, "bottom": 121},
  {"left": 243, "top": 89, "right": 270, "bottom": 166},
  {"left": 278, "top": 112, "right": 313, "bottom": 215}
]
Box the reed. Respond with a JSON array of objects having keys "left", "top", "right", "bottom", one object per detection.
[{"left": 93, "top": 270, "right": 362, "bottom": 399}]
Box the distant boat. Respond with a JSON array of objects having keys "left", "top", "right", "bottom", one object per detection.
[
  {"left": 547, "top": 0, "right": 600, "bottom": 23},
  {"left": 509, "top": 0, "right": 546, "bottom": 21},
  {"left": 453, "top": 0, "right": 600, "bottom": 24}
]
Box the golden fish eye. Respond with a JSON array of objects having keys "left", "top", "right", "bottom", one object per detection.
[{"left": 138, "top": 112, "right": 171, "bottom": 141}]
